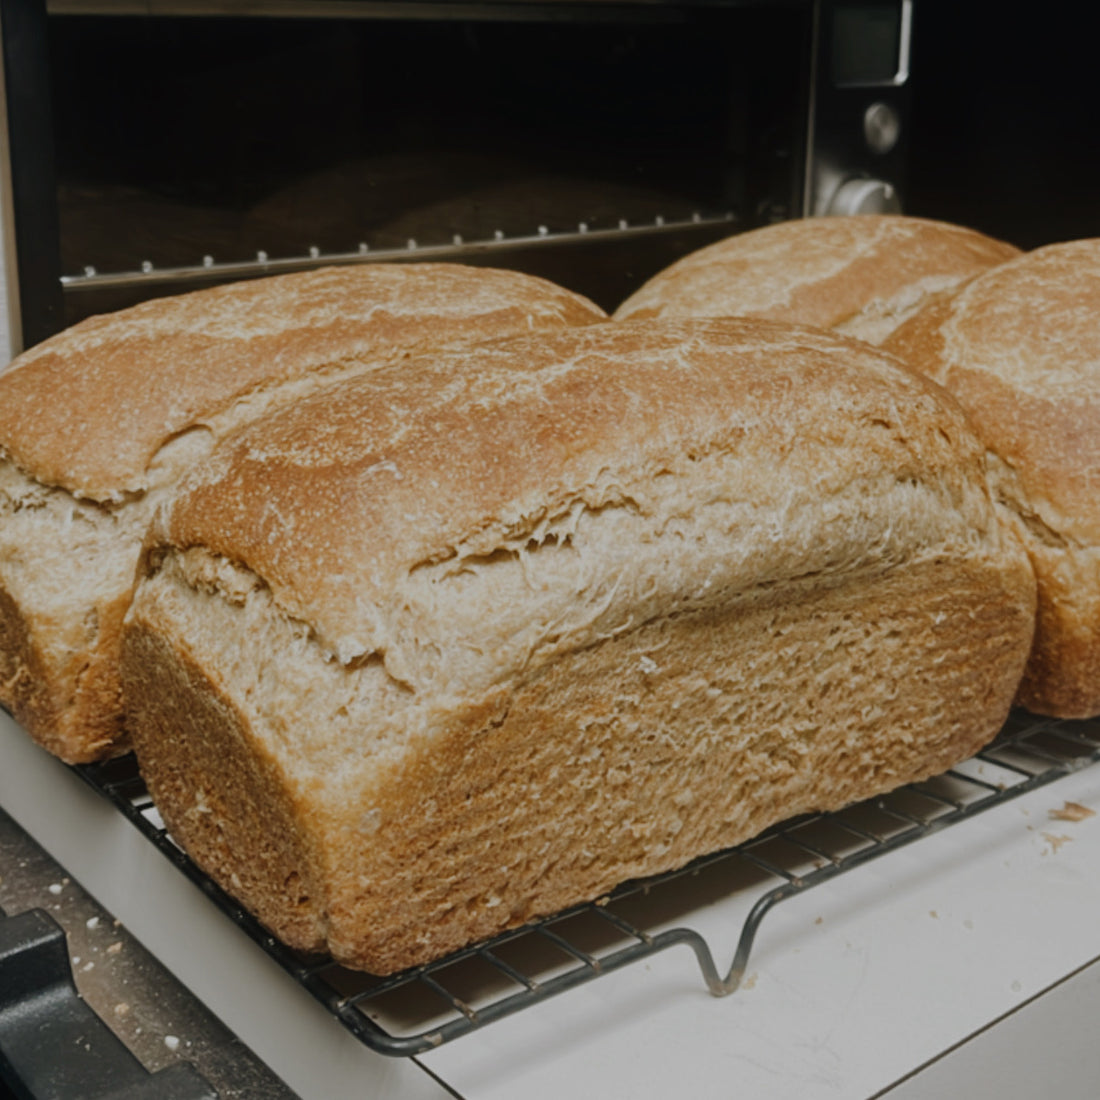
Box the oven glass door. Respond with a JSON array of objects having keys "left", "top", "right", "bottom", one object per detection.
[{"left": 22, "top": 2, "right": 811, "bottom": 331}]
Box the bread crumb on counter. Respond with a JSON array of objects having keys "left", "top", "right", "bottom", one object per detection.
[
  {"left": 1049, "top": 801, "right": 1096, "bottom": 822},
  {"left": 1040, "top": 832, "right": 1072, "bottom": 854}
]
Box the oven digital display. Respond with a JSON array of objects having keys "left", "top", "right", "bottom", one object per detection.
[{"left": 831, "top": 3, "right": 903, "bottom": 86}]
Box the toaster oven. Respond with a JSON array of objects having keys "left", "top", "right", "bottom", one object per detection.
[{"left": 5, "top": 3, "right": 1100, "bottom": 1100}]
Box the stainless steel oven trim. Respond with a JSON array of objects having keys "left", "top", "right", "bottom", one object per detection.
[
  {"left": 805, "top": 0, "right": 911, "bottom": 216},
  {"left": 0, "top": 17, "right": 21, "bottom": 359},
  {"left": 0, "top": 0, "right": 64, "bottom": 348}
]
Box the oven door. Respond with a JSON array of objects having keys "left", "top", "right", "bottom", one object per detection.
[
  {"left": 4, "top": 0, "right": 816, "bottom": 344},
  {"left": 1, "top": 0, "right": 910, "bottom": 352}
]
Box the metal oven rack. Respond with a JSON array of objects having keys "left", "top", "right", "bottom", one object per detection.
[
  {"left": 59, "top": 212, "right": 738, "bottom": 296},
  {"left": 75, "top": 711, "right": 1100, "bottom": 1059}
]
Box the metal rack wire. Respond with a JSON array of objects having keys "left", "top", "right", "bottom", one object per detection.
[
  {"left": 75, "top": 711, "right": 1100, "bottom": 1058},
  {"left": 59, "top": 211, "right": 738, "bottom": 294}
]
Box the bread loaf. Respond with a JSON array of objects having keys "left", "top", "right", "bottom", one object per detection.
[
  {"left": 0, "top": 262, "right": 605, "bottom": 762},
  {"left": 120, "top": 318, "right": 1036, "bottom": 975},
  {"left": 883, "top": 239, "right": 1100, "bottom": 717},
  {"left": 613, "top": 215, "right": 1020, "bottom": 343}
]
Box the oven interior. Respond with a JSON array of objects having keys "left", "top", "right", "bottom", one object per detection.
[{"left": 26, "top": 3, "right": 811, "bottom": 335}]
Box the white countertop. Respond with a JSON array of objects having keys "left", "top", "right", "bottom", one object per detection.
[
  {"left": 4, "top": 709, "right": 1100, "bottom": 1100},
  {"left": 421, "top": 757, "right": 1100, "bottom": 1099}
]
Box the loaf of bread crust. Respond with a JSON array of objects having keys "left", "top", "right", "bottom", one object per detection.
[
  {"left": 613, "top": 215, "right": 1020, "bottom": 343},
  {"left": 883, "top": 239, "right": 1100, "bottom": 718},
  {"left": 0, "top": 263, "right": 605, "bottom": 762},
  {"left": 120, "top": 318, "right": 1036, "bottom": 975}
]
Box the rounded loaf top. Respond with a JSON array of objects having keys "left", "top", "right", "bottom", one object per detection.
[
  {"left": 0, "top": 262, "right": 606, "bottom": 501},
  {"left": 883, "top": 237, "right": 1100, "bottom": 542},
  {"left": 613, "top": 215, "right": 1021, "bottom": 344},
  {"left": 148, "top": 316, "right": 1005, "bottom": 673}
]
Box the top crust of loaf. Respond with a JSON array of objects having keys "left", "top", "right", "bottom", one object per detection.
[
  {"left": 612, "top": 215, "right": 1020, "bottom": 343},
  {"left": 149, "top": 317, "right": 1006, "bottom": 678},
  {"left": 884, "top": 239, "right": 1100, "bottom": 544},
  {"left": 0, "top": 263, "right": 605, "bottom": 501}
]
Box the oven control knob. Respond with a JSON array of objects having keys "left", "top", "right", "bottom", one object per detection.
[
  {"left": 827, "top": 178, "right": 902, "bottom": 216},
  {"left": 863, "top": 102, "right": 901, "bottom": 155}
]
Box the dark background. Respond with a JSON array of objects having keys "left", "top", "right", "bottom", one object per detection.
[{"left": 905, "top": 2, "right": 1100, "bottom": 249}]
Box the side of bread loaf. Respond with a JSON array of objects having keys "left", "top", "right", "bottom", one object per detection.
[
  {"left": 883, "top": 239, "right": 1100, "bottom": 717},
  {"left": 613, "top": 215, "right": 1020, "bottom": 343},
  {"left": 0, "top": 263, "right": 606, "bottom": 761},
  {"left": 120, "top": 318, "right": 1036, "bottom": 974}
]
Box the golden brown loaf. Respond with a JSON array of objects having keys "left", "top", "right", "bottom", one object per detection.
[
  {"left": 0, "top": 262, "right": 606, "bottom": 762},
  {"left": 613, "top": 215, "right": 1021, "bottom": 343},
  {"left": 884, "top": 238, "right": 1100, "bottom": 718},
  {"left": 121, "top": 318, "right": 1036, "bottom": 975}
]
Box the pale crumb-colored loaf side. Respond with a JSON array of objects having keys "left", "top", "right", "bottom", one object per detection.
[
  {"left": 121, "top": 318, "right": 1037, "bottom": 973},
  {"left": 0, "top": 462, "right": 149, "bottom": 759},
  {"left": 0, "top": 263, "right": 605, "bottom": 762},
  {"left": 613, "top": 214, "right": 1020, "bottom": 344},
  {"left": 0, "top": 432, "right": 215, "bottom": 760},
  {"left": 883, "top": 238, "right": 1100, "bottom": 718}
]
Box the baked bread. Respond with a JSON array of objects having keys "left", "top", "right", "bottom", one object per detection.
[
  {"left": 120, "top": 318, "right": 1036, "bottom": 975},
  {"left": 883, "top": 239, "right": 1100, "bottom": 717},
  {"left": 613, "top": 215, "right": 1020, "bottom": 343},
  {"left": 0, "top": 262, "right": 605, "bottom": 762}
]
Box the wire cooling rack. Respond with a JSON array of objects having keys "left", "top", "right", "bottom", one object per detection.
[{"left": 76, "top": 710, "right": 1100, "bottom": 1057}]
